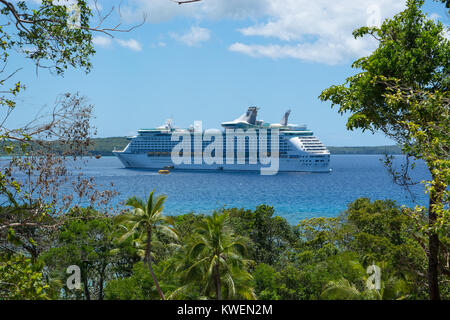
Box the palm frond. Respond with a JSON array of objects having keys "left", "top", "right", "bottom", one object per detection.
[
  {"left": 157, "top": 225, "right": 179, "bottom": 240},
  {"left": 222, "top": 272, "right": 236, "bottom": 298},
  {"left": 152, "top": 195, "right": 168, "bottom": 216},
  {"left": 167, "top": 284, "right": 193, "bottom": 300},
  {"left": 118, "top": 222, "right": 140, "bottom": 243},
  {"left": 125, "top": 196, "right": 146, "bottom": 211},
  {"left": 147, "top": 189, "right": 155, "bottom": 214},
  {"left": 189, "top": 242, "right": 206, "bottom": 259},
  {"left": 321, "top": 279, "right": 362, "bottom": 300}
]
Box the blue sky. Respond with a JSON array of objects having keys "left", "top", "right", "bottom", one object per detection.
[{"left": 5, "top": 0, "right": 449, "bottom": 146}]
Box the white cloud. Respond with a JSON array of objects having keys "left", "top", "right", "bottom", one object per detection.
[
  {"left": 26, "top": 1, "right": 448, "bottom": 64},
  {"left": 152, "top": 41, "right": 167, "bottom": 48},
  {"left": 88, "top": 0, "right": 103, "bottom": 12},
  {"left": 116, "top": 38, "right": 143, "bottom": 51},
  {"left": 92, "top": 35, "right": 113, "bottom": 47},
  {"left": 443, "top": 29, "right": 450, "bottom": 41},
  {"left": 170, "top": 26, "right": 211, "bottom": 46},
  {"left": 229, "top": 0, "right": 406, "bottom": 65},
  {"left": 429, "top": 13, "right": 441, "bottom": 21},
  {"left": 229, "top": 39, "right": 374, "bottom": 65},
  {"left": 115, "top": 0, "right": 406, "bottom": 64},
  {"left": 92, "top": 36, "right": 143, "bottom": 52},
  {"left": 116, "top": 0, "right": 268, "bottom": 24}
]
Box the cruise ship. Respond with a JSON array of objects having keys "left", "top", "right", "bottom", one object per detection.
[{"left": 113, "top": 107, "right": 331, "bottom": 173}]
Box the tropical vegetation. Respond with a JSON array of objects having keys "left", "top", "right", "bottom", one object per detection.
[
  {"left": 2, "top": 196, "right": 448, "bottom": 300},
  {"left": 0, "top": 0, "right": 448, "bottom": 301},
  {"left": 320, "top": 0, "right": 449, "bottom": 299}
]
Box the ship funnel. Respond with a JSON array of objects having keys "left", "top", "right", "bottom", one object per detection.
[
  {"left": 221, "top": 106, "right": 259, "bottom": 127},
  {"left": 280, "top": 109, "right": 291, "bottom": 126},
  {"left": 247, "top": 106, "right": 259, "bottom": 125}
]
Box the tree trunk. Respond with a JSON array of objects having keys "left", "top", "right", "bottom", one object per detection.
[
  {"left": 428, "top": 192, "right": 441, "bottom": 300},
  {"left": 146, "top": 228, "right": 165, "bottom": 300},
  {"left": 98, "top": 264, "right": 105, "bottom": 300},
  {"left": 214, "top": 263, "right": 222, "bottom": 300},
  {"left": 83, "top": 268, "right": 90, "bottom": 300}
]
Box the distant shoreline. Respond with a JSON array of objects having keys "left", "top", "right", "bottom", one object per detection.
[
  {"left": 0, "top": 136, "right": 403, "bottom": 156},
  {"left": 327, "top": 145, "right": 402, "bottom": 155},
  {"left": 89, "top": 137, "right": 403, "bottom": 156}
]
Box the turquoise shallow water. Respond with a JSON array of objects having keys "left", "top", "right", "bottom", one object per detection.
[{"left": 67, "top": 155, "right": 429, "bottom": 224}]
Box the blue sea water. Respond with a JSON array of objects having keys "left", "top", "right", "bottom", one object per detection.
[{"left": 68, "top": 155, "right": 429, "bottom": 224}]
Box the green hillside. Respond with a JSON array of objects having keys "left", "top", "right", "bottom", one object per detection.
[
  {"left": 327, "top": 145, "right": 402, "bottom": 154},
  {"left": 90, "top": 137, "right": 402, "bottom": 156},
  {"left": 90, "top": 137, "right": 129, "bottom": 156},
  {"left": 0, "top": 136, "right": 402, "bottom": 156}
]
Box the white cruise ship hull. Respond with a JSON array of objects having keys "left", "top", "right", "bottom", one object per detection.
[{"left": 114, "top": 153, "right": 331, "bottom": 173}]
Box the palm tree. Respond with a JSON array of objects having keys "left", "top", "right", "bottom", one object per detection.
[
  {"left": 169, "top": 211, "right": 255, "bottom": 300},
  {"left": 117, "top": 190, "right": 177, "bottom": 300},
  {"left": 320, "top": 279, "right": 364, "bottom": 300},
  {"left": 320, "top": 269, "right": 410, "bottom": 300}
]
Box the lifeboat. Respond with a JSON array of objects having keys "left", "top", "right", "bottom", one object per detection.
[{"left": 158, "top": 170, "right": 170, "bottom": 175}]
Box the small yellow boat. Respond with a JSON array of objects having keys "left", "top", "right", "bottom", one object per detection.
[{"left": 158, "top": 169, "right": 170, "bottom": 175}]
